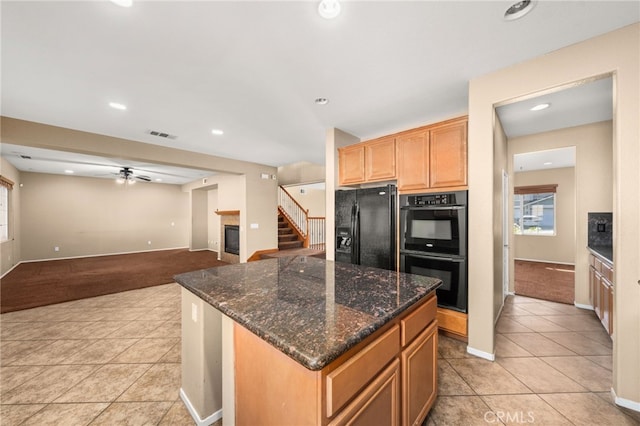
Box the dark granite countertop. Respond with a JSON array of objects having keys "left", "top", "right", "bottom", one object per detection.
[
  {"left": 174, "top": 256, "right": 441, "bottom": 371},
  {"left": 588, "top": 245, "right": 613, "bottom": 264}
]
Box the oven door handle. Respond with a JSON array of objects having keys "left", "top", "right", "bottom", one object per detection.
[
  {"left": 400, "top": 205, "right": 465, "bottom": 211},
  {"left": 403, "top": 253, "right": 464, "bottom": 263}
]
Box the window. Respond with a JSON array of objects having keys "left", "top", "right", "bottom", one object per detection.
[
  {"left": 0, "top": 176, "right": 14, "bottom": 242},
  {"left": 514, "top": 184, "right": 557, "bottom": 236}
]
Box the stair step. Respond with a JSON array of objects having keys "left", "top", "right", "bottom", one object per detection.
[
  {"left": 278, "top": 228, "right": 292, "bottom": 235},
  {"left": 278, "top": 234, "right": 298, "bottom": 242},
  {"left": 278, "top": 240, "right": 304, "bottom": 250}
]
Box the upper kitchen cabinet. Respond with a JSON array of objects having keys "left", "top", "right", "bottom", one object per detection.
[
  {"left": 338, "top": 116, "right": 467, "bottom": 191},
  {"left": 396, "top": 117, "right": 468, "bottom": 193},
  {"left": 338, "top": 144, "right": 366, "bottom": 185},
  {"left": 396, "top": 130, "right": 430, "bottom": 191},
  {"left": 338, "top": 137, "right": 396, "bottom": 186},
  {"left": 429, "top": 118, "right": 468, "bottom": 189}
]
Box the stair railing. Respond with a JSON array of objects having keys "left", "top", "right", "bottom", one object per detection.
[{"left": 278, "top": 185, "right": 325, "bottom": 249}]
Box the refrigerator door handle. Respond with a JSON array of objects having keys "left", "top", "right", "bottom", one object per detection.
[{"left": 352, "top": 202, "right": 360, "bottom": 265}]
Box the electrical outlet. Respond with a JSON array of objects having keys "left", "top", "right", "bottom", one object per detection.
[
  {"left": 250, "top": 223, "right": 259, "bottom": 229},
  {"left": 191, "top": 303, "right": 198, "bottom": 322},
  {"left": 54, "top": 246, "right": 59, "bottom": 252},
  {"left": 597, "top": 223, "right": 606, "bottom": 232}
]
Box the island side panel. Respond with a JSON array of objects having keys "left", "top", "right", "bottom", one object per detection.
[
  {"left": 181, "top": 288, "right": 223, "bottom": 424},
  {"left": 234, "top": 323, "right": 322, "bottom": 426}
]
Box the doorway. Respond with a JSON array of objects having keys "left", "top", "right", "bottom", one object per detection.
[{"left": 495, "top": 76, "right": 613, "bottom": 305}]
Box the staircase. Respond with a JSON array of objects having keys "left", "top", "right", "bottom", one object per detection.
[{"left": 278, "top": 214, "right": 304, "bottom": 250}]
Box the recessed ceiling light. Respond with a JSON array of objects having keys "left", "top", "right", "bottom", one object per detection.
[
  {"left": 530, "top": 103, "right": 550, "bottom": 111},
  {"left": 211, "top": 129, "right": 224, "bottom": 136},
  {"left": 110, "top": 0, "right": 133, "bottom": 7},
  {"left": 315, "top": 98, "right": 329, "bottom": 105},
  {"left": 64, "top": 170, "right": 74, "bottom": 174},
  {"left": 155, "top": 178, "right": 163, "bottom": 182},
  {"left": 109, "top": 102, "right": 127, "bottom": 110},
  {"left": 504, "top": 0, "right": 536, "bottom": 21},
  {"left": 318, "top": 0, "right": 341, "bottom": 19},
  {"left": 543, "top": 162, "right": 553, "bottom": 166}
]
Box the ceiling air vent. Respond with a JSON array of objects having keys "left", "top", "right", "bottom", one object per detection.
[
  {"left": 145, "top": 130, "right": 177, "bottom": 140},
  {"left": 20, "top": 155, "right": 32, "bottom": 159}
]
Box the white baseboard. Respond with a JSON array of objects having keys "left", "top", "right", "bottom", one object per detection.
[
  {"left": 180, "top": 388, "right": 223, "bottom": 426},
  {"left": 467, "top": 345, "right": 496, "bottom": 361},
  {"left": 514, "top": 258, "right": 575, "bottom": 266},
  {"left": 574, "top": 302, "right": 594, "bottom": 311},
  {"left": 611, "top": 388, "right": 640, "bottom": 413},
  {"left": 19, "top": 246, "right": 190, "bottom": 264}
]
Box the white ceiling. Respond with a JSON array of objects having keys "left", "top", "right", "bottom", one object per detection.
[{"left": 1, "top": 1, "right": 638, "bottom": 184}]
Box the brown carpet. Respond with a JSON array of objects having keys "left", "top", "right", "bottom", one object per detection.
[
  {"left": 514, "top": 260, "right": 575, "bottom": 304},
  {"left": 0, "top": 249, "right": 228, "bottom": 313}
]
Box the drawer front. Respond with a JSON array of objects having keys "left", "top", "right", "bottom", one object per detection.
[
  {"left": 601, "top": 262, "right": 613, "bottom": 282},
  {"left": 328, "top": 359, "right": 400, "bottom": 426},
  {"left": 326, "top": 325, "right": 400, "bottom": 418},
  {"left": 594, "top": 257, "right": 603, "bottom": 274},
  {"left": 401, "top": 294, "right": 437, "bottom": 346}
]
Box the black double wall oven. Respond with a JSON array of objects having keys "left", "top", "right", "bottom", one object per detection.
[{"left": 400, "top": 191, "right": 468, "bottom": 313}]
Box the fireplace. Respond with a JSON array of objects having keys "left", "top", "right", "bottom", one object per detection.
[{"left": 224, "top": 225, "right": 240, "bottom": 255}]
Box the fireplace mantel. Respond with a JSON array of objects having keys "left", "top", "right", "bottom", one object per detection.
[{"left": 215, "top": 210, "right": 240, "bottom": 216}]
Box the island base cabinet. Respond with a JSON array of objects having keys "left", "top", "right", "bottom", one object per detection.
[
  {"left": 402, "top": 321, "right": 438, "bottom": 426},
  {"left": 328, "top": 360, "right": 400, "bottom": 426},
  {"left": 233, "top": 294, "right": 438, "bottom": 426}
]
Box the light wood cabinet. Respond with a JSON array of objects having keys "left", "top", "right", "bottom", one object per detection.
[
  {"left": 234, "top": 293, "right": 438, "bottom": 425},
  {"left": 337, "top": 116, "right": 467, "bottom": 190},
  {"left": 401, "top": 321, "right": 437, "bottom": 426},
  {"left": 338, "top": 137, "right": 395, "bottom": 186},
  {"left": 429, "top": 119, "right": 468, "bottom": 189},
  {"left": 396, "top": 117, "right": 467, "bottom": 192},
  {"left": 329, "top": 360, "right": 400, "bottom": 426},
  {"left": 365, "top": 137, "right": 396, "bottom": 182},
  {"left": 339, "top": 144, "right": 366, "bottom": 185},
  {"left": 589, "top": 251, "right": 613, "bottom": 336},
  {"left": 396, "top": 131, "right": 430, "bottom": 191}
]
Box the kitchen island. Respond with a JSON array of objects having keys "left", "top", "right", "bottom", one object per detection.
[{"left": 175, "top": 256, "right": 441, "bottom": 426}]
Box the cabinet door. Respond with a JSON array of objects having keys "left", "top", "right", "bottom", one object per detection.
[
  {"left": 396, "top": 131, "right": 429, "bottom": 191},
  {"left": 339, "top": 145, "right": 366, "bottom": 185},
  {"left": 329, "top": 359, "right": 400, "bottom": 426},
  {"left": 401, "top": 321, "right": 437, "bottom": 426},
  {"left": 429, "top": 120, "right": 467, "bottom": 188},
  {"left": 589, "top": 265, "right": 597, "bottom": 310},
  {"left": 601, "top": 278, "right": 612, "bottom": 334},
  {"left": 365, "top": 137, "right": 396, "bottom": 182}
]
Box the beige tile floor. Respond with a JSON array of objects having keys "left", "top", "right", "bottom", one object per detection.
[
  {"left": 1, "top": 284, "right": 639, "bottom": 425},
  {"left": 426, "top": 294, "right": 640, "bottom": 425}
]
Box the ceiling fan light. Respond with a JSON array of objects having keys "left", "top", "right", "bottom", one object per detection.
[{"left": 318, "top": 0, "right": 341, "bottom": 19}]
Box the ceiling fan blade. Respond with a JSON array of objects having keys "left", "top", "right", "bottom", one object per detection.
[{"left": 135, "top": 175, "right": 152, "bottom": 182}]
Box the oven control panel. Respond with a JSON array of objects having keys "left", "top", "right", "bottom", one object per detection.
[{"left": 408, "top": 193, "right": 454, "bottom": 206}]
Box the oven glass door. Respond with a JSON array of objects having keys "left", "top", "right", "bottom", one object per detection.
[
  {"left": 401, "top": 253, "right": 467, "bottom": 312},
  {"left": 401, "top": 206, "right": 465, "bottom": 256}
]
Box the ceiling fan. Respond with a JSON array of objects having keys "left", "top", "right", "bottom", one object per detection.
[{"left": 114, "top": 167, "right": 151, "bottom": 184}]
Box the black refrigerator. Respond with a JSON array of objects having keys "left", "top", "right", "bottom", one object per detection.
[{"left": 335, "top": 184, "right": 396, "bottom": 271}]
